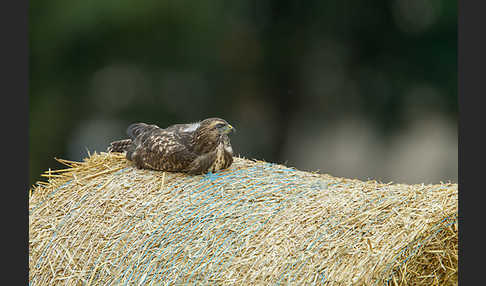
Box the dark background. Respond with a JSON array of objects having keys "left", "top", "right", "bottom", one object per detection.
[{"left": 29, "top": 0, "right": 457, "bottom": 187}]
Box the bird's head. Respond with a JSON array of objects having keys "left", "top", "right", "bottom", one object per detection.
[
  {"left": 193, "top": 118, "right": 235, "bottom": 153},
  {"left": 200, "top": 118, "right": 235, "bottom": 136}
]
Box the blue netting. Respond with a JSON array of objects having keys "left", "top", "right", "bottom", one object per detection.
[{"left": 29, "top": 159, "right": 457, "bottom": 285}]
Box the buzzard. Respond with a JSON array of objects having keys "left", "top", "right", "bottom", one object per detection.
[{"left": 107, "top": 118, "right": 235, "bottom": 174}]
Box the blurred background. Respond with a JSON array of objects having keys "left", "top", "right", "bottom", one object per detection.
[{"left": 29, "top": 0, "right": 457, "bottom": 187}]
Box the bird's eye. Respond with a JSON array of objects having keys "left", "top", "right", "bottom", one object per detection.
[{"left": 215, "top": 123, "right": 225, "bottom": 128}]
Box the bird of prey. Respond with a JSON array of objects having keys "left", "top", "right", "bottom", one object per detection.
[{"left": 107, "top": 118, "right": 235, "bottom": 174}]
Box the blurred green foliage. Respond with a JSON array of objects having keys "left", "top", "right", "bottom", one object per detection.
[{"left": 29, "top": 0, "right": 457, "bottom": 186}]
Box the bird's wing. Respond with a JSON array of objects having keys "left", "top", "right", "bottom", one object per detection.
[
  {"left": 130, "top": 128, "right": 198, "bottom": 171},
  {"left": 126, "top": 123, "right": 160, "bottom": 140}
]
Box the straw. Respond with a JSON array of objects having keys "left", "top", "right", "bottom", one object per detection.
[{"left": 29, "top": 152, "right": 457, "bottom": 285}]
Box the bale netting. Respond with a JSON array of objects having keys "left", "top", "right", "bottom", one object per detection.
[{"left": 29, "top": 152, "right": 457, "bottom": 285}]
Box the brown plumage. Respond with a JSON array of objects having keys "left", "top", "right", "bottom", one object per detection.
[{"left": 107, "top": 118, "right": 235, "bottom": 174}]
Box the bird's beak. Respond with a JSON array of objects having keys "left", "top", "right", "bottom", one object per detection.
[{"left": 225, "top": 124, "right": 236, "bottom": 134}]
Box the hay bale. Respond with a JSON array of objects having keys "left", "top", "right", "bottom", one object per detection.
[{"left": 29, "top": 152, "right": 457, "bottom": 285}]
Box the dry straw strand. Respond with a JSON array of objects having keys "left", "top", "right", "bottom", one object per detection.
[{"left": 29, "top": 152, "right": 457, "bottom": 285}]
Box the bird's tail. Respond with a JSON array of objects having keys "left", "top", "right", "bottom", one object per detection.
[{"left": 107, "top": 139, "right": 132, "bottom": 153}]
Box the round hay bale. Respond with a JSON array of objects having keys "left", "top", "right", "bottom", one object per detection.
[{"left": 29, "top": 152, "right": 457, "bottom": 285}]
